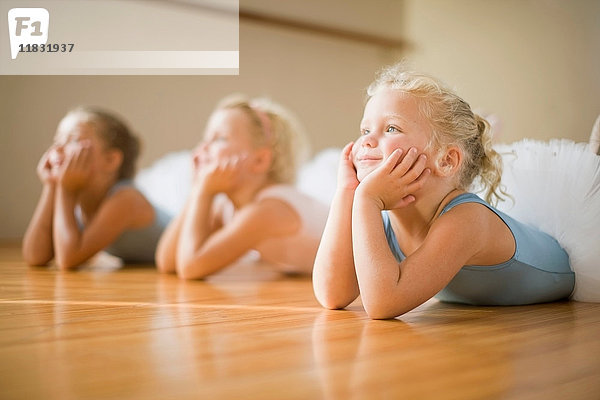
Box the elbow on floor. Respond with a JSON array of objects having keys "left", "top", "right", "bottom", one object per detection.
[
  {"left": 155, "top": 258, "right": 175, "bottom": 274},
  {"left": 364, "top": 302, "right": 406, "bottom": 320},
  {"left": 23, "top": 253, "right": 51, "bottom": 267},
  {"left": 176, "top": 261, "right": 210, "bottom": 280},
  {"left": 55, "top": 257, "right": 81, "bottom": 271},
  {"left": 315, "top": 293, "right": 352, "bottom": 311}
]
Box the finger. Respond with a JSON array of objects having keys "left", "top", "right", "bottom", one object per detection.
[
  {"left": 391, "top": 147, "right": 420, "bottom": 176},
  {"left": 61, "top": 152, "right": 76, "bottom": 174},
  {"left": 381, "top": 148, "right": 403, "bottom": 173},
  {"left": 404, "top": 168, "right": 431, "bottom": 193},
  {"left": 342, "top": 141, "right": 354, "bottom": 160},
  {"left": 74, "top": 146, "right": 91, "bottom": 169},
  {"left": 192, "top": 153, "right": 201, "bottom": 169},
  {"left": 392, "top": 195, "right": 416, "bottom": 209},
  {"left": 402, "top": 153, "right": 428, "bottom": 182}
]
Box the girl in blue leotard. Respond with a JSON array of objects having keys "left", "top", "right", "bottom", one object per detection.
[
  {"left": 22, "top": 107, "right": 168, "bottom": 269},
  {"left": 313, "top": 64, "right": 580, "bottom": 319}
]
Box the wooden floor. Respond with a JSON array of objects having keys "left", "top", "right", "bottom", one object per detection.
[{"left": 1, "top": 244, "right": 599, "bottom": 400}]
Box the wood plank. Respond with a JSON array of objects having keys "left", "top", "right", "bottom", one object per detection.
[{"left": 0, "top": 244, "right": 599, "bottom": 399}]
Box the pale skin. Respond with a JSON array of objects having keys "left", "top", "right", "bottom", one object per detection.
[
  {"left": 155, "top": 108, "right": 301, "bottom": 279},
  {"left": 22, "top": 121, "right": 155, "bottom": 270},
  {"left": 312, "top": 89, "right": 515, "bottom": 319}
]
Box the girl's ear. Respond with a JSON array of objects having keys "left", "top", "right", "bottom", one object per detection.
[
  {"left": 250, "top": 147, "right": 273, "bottom": 174},
  {"left": 104, "top": 148, "right": 124, "bottom": 175},
  {"left": 436, "top": 146, "right": 462, "bottom": 177}
]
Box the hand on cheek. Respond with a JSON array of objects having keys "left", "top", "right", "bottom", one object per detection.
[
  {"left": 57, "top": 141, "right": 93, "bottom": 193},
  {"left": 357, "top": 147, "right": 431, "bottom": 210},
  {"left": 195, "top": 153, "right": 247, "bottom": 195}
]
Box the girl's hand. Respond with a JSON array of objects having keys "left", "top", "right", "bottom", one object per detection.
[
  {"left": 195, "top": 155, "right": 245, "bottom": 195},
  {"left": 36, "top": 147, "right": 58, "bottom": 184},
  {"left": 356, "top": 147, "right": 430, "bottom": 210},
  {"left": 57, "top": 142, "right": 93, "bottom": 193},
  {"left": 337, "top": 142, "right": 360, "bottom": 191}
]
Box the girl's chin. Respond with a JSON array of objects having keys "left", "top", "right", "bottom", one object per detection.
[{"left": 355, "top": 167, "right": 375, "bottom": 182}]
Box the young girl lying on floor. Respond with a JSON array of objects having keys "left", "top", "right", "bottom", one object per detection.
[
  {"left": 22, "top": 107, "right": 169, "bottom": 269},
  {"left": 313, "top": 64, "right": 599, "bottom": 319},
  {"left": 155, "top": 95, "right": 328, "bottom": 279}
]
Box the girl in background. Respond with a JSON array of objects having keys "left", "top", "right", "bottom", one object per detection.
[
  {"left": 23, "top": 107, "right": 169, "bottom": 269},
  {"left": 156, "top": 95, "right": 328, "bottom": 279}
]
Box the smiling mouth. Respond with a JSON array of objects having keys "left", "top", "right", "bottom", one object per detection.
[{"left": 356, "top": 156, "right": 382, "bottom": 163}]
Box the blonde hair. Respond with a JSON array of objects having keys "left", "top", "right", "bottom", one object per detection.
[
  {"left": 367, "top": 64, "right": 506, "bottom": 205},
  {"left": 57, "top": 107, "right": 140, "bottom": 180},
  {"left": 216, "top": 94, "right": 309, "bottom": 184}
]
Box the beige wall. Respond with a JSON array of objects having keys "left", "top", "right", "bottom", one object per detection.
[
  {"left": 2, "top": 0, "right": 599, "bottom": 240},
  {"left": 402, "top": 0, "right": 600, "bottom": 144},
  {"left": 0, "top": 2, "right": 396, "bottom": 239}
]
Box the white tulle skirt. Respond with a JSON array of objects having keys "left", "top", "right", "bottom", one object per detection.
[
  {"left": 488, "top": 139, "right": 600, "bottom": 302},
  {"left": 135, "top": 150, "right": 192, "bottom": 218}
]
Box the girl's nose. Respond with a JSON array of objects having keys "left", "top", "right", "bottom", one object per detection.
[{"left": 361, "top": 133, "right": 377, "bottom": 148}]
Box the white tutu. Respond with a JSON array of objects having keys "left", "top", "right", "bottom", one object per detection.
[
  {"left": 134, "top": 150, "right": 192, "bottom": 218},
  {"left": 486, "top": 139, "right": 600, "bottom": 302},
  {"left": 296, "top": 148, "right": 341, "bottom": 206}
]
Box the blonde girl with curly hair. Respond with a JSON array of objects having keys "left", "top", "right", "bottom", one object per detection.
[
  {"left": 313, "top": 64, "right": 575, "bottom": 319},
  {"left": 156, "top": 94, "right": 328, "bottom": 279}
]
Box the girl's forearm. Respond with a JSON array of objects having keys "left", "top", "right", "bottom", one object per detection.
[
  {"left": 22, "top": 184, "right": 56, "bottom": 266},
  {"left": 155, "top": 212, "right": 186, "bottom": 273},
  {"left": 175, "top": 185, "right": 215, "bottom": 278},
  {"left": 313, "top": 188, "right": 360, "bottom": 309},
  {"left": 53, "top": 187, "right": 85, "bottom": 269},
  {"left": 352, "top": 192, "right": 402, "bottom": 319}
]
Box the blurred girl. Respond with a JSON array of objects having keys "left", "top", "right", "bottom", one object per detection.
[
  {"left": 23, "top": 107, "right": 169, "bottom": 269},
  {"left": 155, "top": 95, "right": 328, "bottom": 279}
]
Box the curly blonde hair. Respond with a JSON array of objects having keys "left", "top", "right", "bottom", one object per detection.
[
  {"left": 216, "top": 94, "right": 309, "bottom": 184},
  {"left": 367, "top": 64, "right": 506, "bottom": 205}
]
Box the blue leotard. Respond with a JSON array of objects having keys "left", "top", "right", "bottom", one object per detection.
[
  {"left": 382, "top": 193, "right": 574, "bottom": 305},
  {"left": 76, "top": 180, "right": 170, "bottom": 264}
]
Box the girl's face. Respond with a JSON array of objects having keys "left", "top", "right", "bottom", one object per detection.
[
  {"left": 353, "top": 89, "right": 433, "bottom": 181},
  {"left": 49, "top": 121, "right": 108, "bottom": 172},
  {"left": 193, "top": 108, "right": 257, "bottom": 166}
]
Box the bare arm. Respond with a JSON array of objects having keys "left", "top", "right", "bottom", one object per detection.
[
  {"left": 312, "top": 188, "right": 360, "bottom": 309},
  {"left": 155, "top": 212, "right": 186, "bottom": 274},
  {"left": 176, "top": 195, "right": 299, "bottom": 279},
  {"left": 175, "top": 182, "right": 217, "bottom": 277},
  {"left": 22, "top": 183, "right": 56, "bottom": 265},
  {"left": 312, "top": 143, "right": 361, "bottom": 309},
  {"left": 22, "top": 147, "right": 59, "bottom": 266}
]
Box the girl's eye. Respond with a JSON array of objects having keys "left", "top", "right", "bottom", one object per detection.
[
  {"left": 386, "top": 126, "right": 400, "bottom": 133},
  {"left": 361, "top": 129, "right": 370, "bottom": 136}
]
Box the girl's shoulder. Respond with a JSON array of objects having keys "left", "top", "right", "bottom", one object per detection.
[
  {"left": 103, "top": 180, "right": 155, "bottom": 226},
  {"left": 428, "top": 192, "right": 514, "bottom": 257},
  {"left": 107, "top": 180, "right": 150, "bottom": 204}
]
